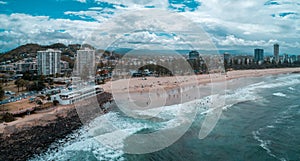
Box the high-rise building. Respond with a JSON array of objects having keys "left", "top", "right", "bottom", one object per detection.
[
  {"left": 254, "top": 49, "right": 264, "bottom": 63},
  {"left": 37, "top": 49, "right": 61, "bottom": 75},
  {"left": 274, "top": 44, "right": 279, "bottom": 64},
  {"left": 223, "top": 53, "right": 231, "bottom": 65},
  {"left": 75, "top": 48, "right": 95, "bottom": 77}
]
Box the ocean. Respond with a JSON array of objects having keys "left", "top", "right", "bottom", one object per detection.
[{"left": 30, "top": 74, "right": 300, "bottom": 161}]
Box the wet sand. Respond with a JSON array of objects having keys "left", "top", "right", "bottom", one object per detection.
[{"left": 104, "top": 68, "right": 300, "bottom": 110}]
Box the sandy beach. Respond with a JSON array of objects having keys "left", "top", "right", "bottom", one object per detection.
[
  {"left": 103, "top": 68, "right": 300, "bottom": 93},
  {"left": 100, "top": 68, "right": 300, "bottom": 111},
  {"left": 2, "top": 67, "right": 300, "bottom": 132}
]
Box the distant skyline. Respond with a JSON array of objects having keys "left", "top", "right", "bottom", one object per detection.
[{"left": 0, "top": 0, "right": 299, "bottom": 54}]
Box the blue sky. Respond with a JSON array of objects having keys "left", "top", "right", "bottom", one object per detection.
[{"left": 0, "top": 0, "right": 299, "bottom": 55}]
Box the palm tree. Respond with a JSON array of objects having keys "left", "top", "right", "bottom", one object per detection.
[{"left": 15, "top": 78, "right": 26, "bottom": 92}]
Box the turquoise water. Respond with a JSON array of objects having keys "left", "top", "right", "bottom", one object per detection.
[{"left": 30, "top": 74, "right": 300, "bottom": 161}]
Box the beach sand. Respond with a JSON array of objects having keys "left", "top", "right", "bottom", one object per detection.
[
  {"left": 103, "top": 68, "right": 300, "bottom": 93},
  {"left": 102, "top": 68, "right": 300, "bottom": 111}
]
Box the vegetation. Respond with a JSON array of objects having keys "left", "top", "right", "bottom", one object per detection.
[
  {"left": 0, "top": 43, "right": 80, "bottom": 64},
  {"left": 53, "top": 100, "right": 59, "bottom": 106},
  {"left": 61, "top": 55, "right": 74, "bottom": 69},
  {"left": 1, "top": 112, "right": 15, "bottom": 122},
  {"left": 138, "top": 64, "right": 173, "bottom": 76},
  {"left": 0, "top": 85, "right": 4, "bottom": 101},
  {"left": 26, "top": 81, "right": 46, "bottom": 91},
  {"left": 14, "top": 78, "right": 28, "bottom": 92}
]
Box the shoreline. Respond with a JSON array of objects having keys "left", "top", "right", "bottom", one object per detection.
[
  {"left": 102, "top": 67, "right": 300, "bottom": 94},
  {"left": 0, "top": 68, "right": 300, "bottom": 160},
  {"left": 0, "top": 92, "right": 112, "bottom": 161}
]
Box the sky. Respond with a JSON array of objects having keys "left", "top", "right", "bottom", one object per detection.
[{"left": 0, "top": 0, "right": 299, "bottom": 55}]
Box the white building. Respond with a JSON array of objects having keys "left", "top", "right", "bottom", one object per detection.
[
  {"left": 51, "top": 85, "right": 103, "bottom": 105},
  {"left": 37, "top": 49, "right": 61, "bottom": 75},
  {"left": 75, "top": 48, "right": 95, "bottom": 77}
]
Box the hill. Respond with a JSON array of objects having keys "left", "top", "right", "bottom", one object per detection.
[{"left": 0, "top": 43, "right": 81, "bottom": 63}]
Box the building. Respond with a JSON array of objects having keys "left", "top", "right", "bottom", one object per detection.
[
  {"left": 15, "top": 59, "right": 37, "bottom": 73},
  {"left": 0, "top": 64, "right": 15, "bottom": 72},
  {"left": 51, "top": 85, "right": 103, "bottom": 105},
  {"left": 60, "top": 60, "right": 70, "bottom": 75},
  {"left": 274, "top": 44, "right": 279, "bottom": 64},
  {"left": 37, "top": 49, "right": 61, "bottom": 75},
  {"left": 223, "top": 53, "right": 231, "bottom": 65},
  {"left": 254, "top": 49, "right": 264, "bottom": 64},
  {"left": 232, "top": 55, "right": 253, "bottom": 65},
  {"left": 283, "top": 54, "right": 289, "bottom": 63},
  {"left": 75, "top": 48, "right": 95, "bottom": 77},
  {"left": 290, "top": 55, "right": 297, "bottom": 63}
]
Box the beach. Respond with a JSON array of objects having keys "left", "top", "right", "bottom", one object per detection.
[
  {"left": 103, "top": 68, "right": 300, "bottom": 93},
  {"left": 1, "top": 67, "right": 300, "bottom": 161}
]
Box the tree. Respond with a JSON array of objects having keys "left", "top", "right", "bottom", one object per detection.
[
  {"left": 15, "top": 78, "right": 23, "bottom": 92},
  {"left": 15, "top": 78, "right": 27, "bottom": 92},
  {"left": 2, "top": 112, "right": 15, "bottom": 122},
  {"left": 0, "top": 74, "right": 9, "bottom": 86},
  {"left": 53, "top": 100, "right": 59, "bottom": 106},
  {"left": 0, "top": 85, "right": 5, "bottom": 101},
  {"left": 27, "top": 81, "right": 46, "bottom": 91}
]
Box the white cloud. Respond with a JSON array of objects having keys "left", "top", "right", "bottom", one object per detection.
[
  {"left": 0, "top": 0, "right": 299, "bottom": 54},
  {"left": 94, "top": 0, "right": 169, "bottom": 9},
  {"left": 177, "top": 0, "right": 300, "bottom": 53},
  {"left": 89, "top": 7, "right": 104, "bottom": 10},
  {"left": 76, "top": 0, "right": 86, "bottom": 3},
  {"left": 0, "top": 13, "right": 101, "bottom": 52},
  {"left": 80, "top": 9, "right": 217, "bottom": 51},
  {"left": 64, "top": 10, "right": 112, "bottom": 22},
  {"left": 0, "top": 1, "right": 7, "bottom": 5}
]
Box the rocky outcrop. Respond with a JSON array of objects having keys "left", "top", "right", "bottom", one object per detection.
[
  {"left": 0, "top": 108, "right": 82, "bottom": 161},
  {"left": 0, "top": 92, "right": 113, "bottom": 161}
]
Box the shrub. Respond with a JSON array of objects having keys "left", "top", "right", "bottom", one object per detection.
[
  {"left": 2, "top": 112, "right": 15, "bottom": 122},
  {"left": 53, "top": 100, "right": 59, "bottom": 106}
]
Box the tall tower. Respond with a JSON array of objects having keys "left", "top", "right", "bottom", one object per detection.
[
  {"left": 75, "top": 48, "right": 95, "bottom": 77},
  {"left": 254, "top": 49, "right": 264, "bottom": 63},
  {"left": 274, "top": 44, "right": 279, "bottom": 64},
  {"left": 37, "top": 49, "right": 61, "bottom": 75}
]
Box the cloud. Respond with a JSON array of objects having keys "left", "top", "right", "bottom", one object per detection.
[
  {"left": 176, "top": 0, "right": 300, "bottom": 53},
  {"left": 80, "top": 9, "right": 217, "bottom": 51},
  {"left": 64, "top": 10, "right": 113, "bottom": 22},
  {"left": 218, "top": 35, "right": 262, "bottom": 46},
  {"left": 212, "top": 35, "right": 300, "bottom": 54},
  {"left": 0, "top": 1, "right": 7, "bottom": 5},
  {"left": 0, "top": 0, "right": 299, "bottom": 54},
  {"left": 76, "top": 0, "right": 86, "bottom": 3},
  {"left": 94, "top": 0, "right": 169, "bottom": 9},
  {"left": 0, "top": 13, "right": 101, "bottom": 52}
]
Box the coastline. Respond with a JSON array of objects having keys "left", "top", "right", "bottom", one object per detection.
[
  {"left": 102, "top": 68, "right": 300, "bottom": 94},
  {"left": 0, "top": 105, "right": 82, "bottom": 161},
  {"left": 0, "top": 92, "right": 112, "bottom": 161},
  {"left": 0, "top": 67, "right": 300, "bottom": 160}
]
